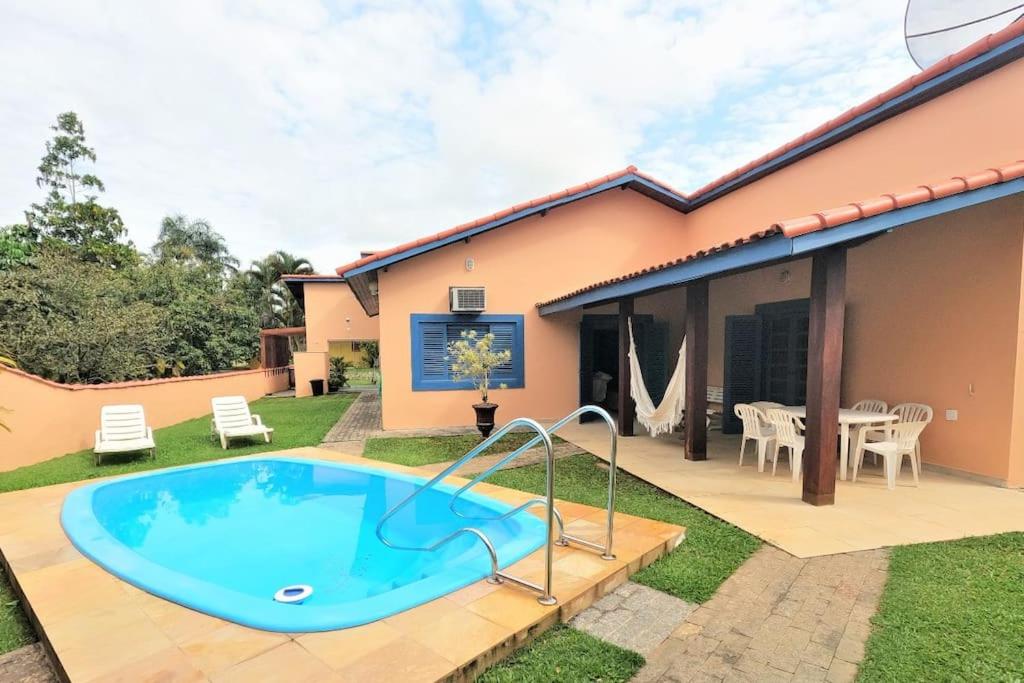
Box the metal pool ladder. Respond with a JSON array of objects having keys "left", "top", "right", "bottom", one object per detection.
[{"left": 374, "top": 405, "right": 618, "bottom": 605}]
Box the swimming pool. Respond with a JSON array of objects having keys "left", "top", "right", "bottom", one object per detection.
[{"left": 60, "top": 457, "right": 546, "bottom": 632}]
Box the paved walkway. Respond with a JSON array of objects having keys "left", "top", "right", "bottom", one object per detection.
[
  {"left": 320, "top": 390, "right": 382, "bottom": 454},
  {"left": 633, "top": 546, "right": 889, "bottom": 682},
  {"left": 571, "top": 582, "right": 696, "bottom": 656}
]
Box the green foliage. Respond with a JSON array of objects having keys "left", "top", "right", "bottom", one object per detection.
[
  {"left": 0, "top": 567, "right": 33, "bottom": 656},
  {"left": 24, "top": 112, "right": 135, "bottom": 268},
  {"left": 0, "top": 224, "right": 38, "bottom": 271},
  {"left": 479, "top": 625, "right": 643, "bottom": 683},
  {"left": 859, "top": 532, "right": 1024, "bottom": 682},
  {"left": 447, "top": 330, "right": 511, "bottom": 403},
  {"left": 247, "top": 250, "right": 312, "bottom": 331},
  {"left": 0, "top": 394, "right": 354, "bottom": 493},
  {"left": 361, "top": 340, "right": 380, "bottom": 368},
  {"left": 153, "top": 214, "right": 239, "bottom": 274},
  {"left": 328, "top": 356, "right": 351, "bottom": 392}
]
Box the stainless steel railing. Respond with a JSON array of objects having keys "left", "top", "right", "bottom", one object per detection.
[
  {"left": 449, "top": 405, "right": 618, "bottom": 560},
  {"left": 375, "top": 417, "right": 558, "bottom": 605}
]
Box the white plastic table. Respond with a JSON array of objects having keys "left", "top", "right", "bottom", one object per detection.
[{"left": 781, "top": 407, "right": 898, "bottom": 480}]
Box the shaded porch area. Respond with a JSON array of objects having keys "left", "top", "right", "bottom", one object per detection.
[{"left": 559, "top": 421, "right": 1024, "bottom": 558}]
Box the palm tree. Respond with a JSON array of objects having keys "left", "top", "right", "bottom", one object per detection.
[
  {"left": 247, "top": 251, "right": 313, "bottom": 330},
  {"left": 153, "top": 215, "right": 239, "bottom": 274}
]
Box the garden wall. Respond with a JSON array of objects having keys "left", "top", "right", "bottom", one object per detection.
[{"left": 0, "top": 366, "right": 290, "bottom": 471}]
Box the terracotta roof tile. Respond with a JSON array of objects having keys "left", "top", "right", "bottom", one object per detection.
[
  {"left": 536, "top": 159, "right": 1024, "bottom": 308},
  {"left": 339, "top": 19, "right": 1024, "bottom": 279}
]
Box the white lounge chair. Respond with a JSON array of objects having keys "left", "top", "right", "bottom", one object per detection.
[
  {"left": 211, "top": 396, "right": 273, "bottom": 449},
  {"left": 94, "top": 404, "right": 155, "bottom": 465}
]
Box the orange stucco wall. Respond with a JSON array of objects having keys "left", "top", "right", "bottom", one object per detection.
[
  {"left": 683, "top": 58, "right": 1024, "bottom": 253},
  {"left": 377, "top": 190, "right": 689, "bottom": 429},
  {"left": 296, "top": 282, "right": 379, "bottom": 396},
  {"left": 706, "top": 196, "right": 1024, "bottom": 485},
  {"left": 0, "top": 367, "right": 290, "bottom": 470}
]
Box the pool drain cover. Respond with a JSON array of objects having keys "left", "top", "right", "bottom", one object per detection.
[{"left": 274, "top": 584, "right": 313, "bottom": 604}]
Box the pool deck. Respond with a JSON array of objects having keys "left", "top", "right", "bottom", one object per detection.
[{"left": 0, "top": 447, "right": 684, "bottom": 682}]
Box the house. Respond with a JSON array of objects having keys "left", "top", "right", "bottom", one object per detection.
[
  {"left": 273, "top": 274, "right": 380, "bottom": 397},
  {"left": 297, "top": 21, "right": 1024, "bottom": 503}
]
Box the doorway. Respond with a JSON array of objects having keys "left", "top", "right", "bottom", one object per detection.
[
  {"left": 579, "top": 314, "right": 668, "bottom": 422},
  {"left": 722, "top": 298, "right": 810, "bottom": 433}
]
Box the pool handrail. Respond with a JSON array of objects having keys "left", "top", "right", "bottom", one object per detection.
[
  {"left": 375, "top": 417, "right": 558, "bottom": 605},
  {"left": 448, "top": 405, "right": 618, "bottom": 561}
]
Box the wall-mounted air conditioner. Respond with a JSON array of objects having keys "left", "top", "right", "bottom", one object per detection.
[{"left": 450, "top": 286, "right": 486, "bottom": 313}]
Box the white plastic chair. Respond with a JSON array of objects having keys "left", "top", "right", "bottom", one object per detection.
[
  {"left": 211, "top": 396, "right": 274, "bottom": 449},
  {"left": 853, "top": 421, "right": 930, "bottom": 489},
  {"left": 94, "top": 404, "right": 155, "bottom": 465},
  {"left": 734, "top": 404, "right": 776, "bottom": 472},
  {"left": 850, "top": 399, "right": 888, "bottom": 464},
  {"left": 750, "top": 401, "right": 784, "bottom": 412},
  {"left": 764, "top": 409, "right": 805, "bottom": 482},
  {"left": 862, "top": 403, "right": 932, "bottom": 473}
]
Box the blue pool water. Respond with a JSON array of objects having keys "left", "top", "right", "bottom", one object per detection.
[{"left": 60, "top": 457, "right": 546, "bottom": 632}]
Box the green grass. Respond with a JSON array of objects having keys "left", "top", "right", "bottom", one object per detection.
[
  {"left": 478, "top": 625, "right": 643, "bottom": 683},
  {"left": 859, "top": 532, "right": 1024, "bottom": 682},
  {"left": 0, "top": 393, "right": 354, "bottom": 494},
  {"left": 488, "top": 453, "right": 760, "bottom": 603},
  {"left": 0, "top": 568, "right": 33, "bottom": 655},
  {"left": 0, "top": 393, "right": 354, "bottom": 656},
  {"left": 363, "top": 432, "right": 565, "bottom": 468}
]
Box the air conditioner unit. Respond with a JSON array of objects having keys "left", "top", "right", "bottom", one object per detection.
[{"left": 450, "top": 286, "right": 486, "bottom": 313}]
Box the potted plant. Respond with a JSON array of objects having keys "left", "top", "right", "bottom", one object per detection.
[{"left": 447, "top": 330, "right": 511, "bottom": 438}]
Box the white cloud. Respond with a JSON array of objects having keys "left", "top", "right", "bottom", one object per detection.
[{"left": 0, "top": 0, "right": 917, "bottom": 271}]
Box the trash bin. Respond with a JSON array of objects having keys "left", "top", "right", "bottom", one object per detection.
[{"left": 310, "top": 379, "right": 325, "bottom": 396}]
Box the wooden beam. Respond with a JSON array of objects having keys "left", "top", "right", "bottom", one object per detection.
[
  {"left": 802, "top": 247, "right": 847, "bottom": 506},
  {"left": 617, "top": 298, "right": 635, "bottom": 437},
  {"left": 684, "top": 281, "right": 709, "bottom": 460}
]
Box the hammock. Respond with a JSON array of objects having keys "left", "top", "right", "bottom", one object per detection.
[{"left": 628, "top": 318, "right": 687, "bottom": 437}]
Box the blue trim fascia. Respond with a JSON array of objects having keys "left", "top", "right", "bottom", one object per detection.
[
  {"left": 689, "top": 33, "right": 1024, "bottom": 209},
  {"left": 344, "top": 174, "right": 690, "bottom": 278},
  {"left": 790, "top": 177, "right": 1024, "bottom": 254},
  {"left": 538, "top": 235, "right": 792, "bottom": 315},
  {"left": 539, "top": 179, "right": 1024, "bottom": 315},
  {"left": 410, "top": 313, "right": 525, "bottom": 392}
]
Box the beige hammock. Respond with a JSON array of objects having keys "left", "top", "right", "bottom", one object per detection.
[{"left": 627, "top": 318, "right": 687, "bottom": 437}]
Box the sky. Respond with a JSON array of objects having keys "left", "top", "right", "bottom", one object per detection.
[{"left": 0, "top": 0, "right": 921, "bottom": 272}]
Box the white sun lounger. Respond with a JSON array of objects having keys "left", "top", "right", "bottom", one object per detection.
[
  {"left": 211, "top": 395, "right": 273, "bottom": 449},
  {"left": 94, "top": 404, "right": 156, "bottom": 465}
]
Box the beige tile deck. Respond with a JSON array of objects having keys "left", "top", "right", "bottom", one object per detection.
[
  {"left": 559, "top": 421, "right": 1024, "bottom": 558},
  {"left": 0, "top": 447, "right": 683, "bottom": 682}
]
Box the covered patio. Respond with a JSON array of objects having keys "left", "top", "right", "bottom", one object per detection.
[
  {"left": 557, "top": 421, "right": 1024, "bottom": 557},
  {"left": 539, "top": 163, "right": 1024, "bottom": 519}
]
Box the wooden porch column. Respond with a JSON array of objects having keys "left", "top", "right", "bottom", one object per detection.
[
  {"left": 617, "top": 298, "right": 635, "bottom": 437},
  {"left": 684, "top": 280, "right": 709, "bottom": 460},
  {"left": 803, "top": 247, "right": 847, "bottom": 506}
]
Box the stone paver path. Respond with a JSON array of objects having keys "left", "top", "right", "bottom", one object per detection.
[
  {"left": 571, "top": 582, "right": 696, "bottom": 656},
  {"left": 320, "top": 390, "right": 381, "bottom": 454},
  {"left": 635, "top": 546, "right": 889, "bottom": 683}
]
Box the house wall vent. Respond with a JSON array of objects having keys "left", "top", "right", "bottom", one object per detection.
[{"left": 450, "top": 286, "right": 486, "bottom": 313}]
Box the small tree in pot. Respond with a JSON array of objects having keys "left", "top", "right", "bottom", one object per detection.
[{"left": 447, "top": 330, "right": 510, "bottom": 438}]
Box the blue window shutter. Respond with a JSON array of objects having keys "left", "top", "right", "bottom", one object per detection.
[{"left": 411, "top": 314, "right": 525, "bottom": 391}]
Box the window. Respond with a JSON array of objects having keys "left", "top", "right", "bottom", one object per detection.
[
  {"left": 351, "top": 341, "right": 363, "bottom": 352},
  {"left": 411, "top": 314, "right": 524, "bottom": 391}
]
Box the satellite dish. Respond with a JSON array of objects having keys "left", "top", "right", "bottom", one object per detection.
[{"left": 905, "top": 0, "right": 1024, "bottom": 69}]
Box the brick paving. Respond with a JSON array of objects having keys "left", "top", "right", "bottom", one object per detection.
[
  {"left": 571, "top": 582, "right": 697, "bottom": 656},
  {"left": 634, "top": 546, "right": 889, "bottom": 683}
]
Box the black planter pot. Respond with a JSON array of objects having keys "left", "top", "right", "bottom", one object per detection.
[{"left": 473, "top": 402, "right": 498, "bottom": 438}]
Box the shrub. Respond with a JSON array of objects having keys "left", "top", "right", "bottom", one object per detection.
[{"left": 328, "top": 356, "right": 350, "bottom": 392}]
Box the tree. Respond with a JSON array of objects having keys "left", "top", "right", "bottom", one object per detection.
[
  {"left": 246, "top": 251, "right": 313, "bottom": 329},
  {"left": 0, "top": 224, "right": 38, "bottom": 270},
  {"left": 24, "top": 112, "right": 135, "bottom": 268},
  {"left": 152, "top": 215, "right": 239, "bottom": 274}
]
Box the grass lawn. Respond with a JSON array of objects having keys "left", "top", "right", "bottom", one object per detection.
[
  {"left": 363, "top": 435, "right": 760, "bottom": 604},
  {"left": 478, "top": 625, "right": 644, "bottom": 682},
  {"left": 0, "top": 393, "right": 354, "bottom": 494},
  {"left": 859, "top": 532, "right": 1024, "bottom": 682},
  {"left": 0, "top": 393, "right": 353, "bottom": 656},
  {"left": 363, "top": 432, "right": 565, "bottom": 468}
]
